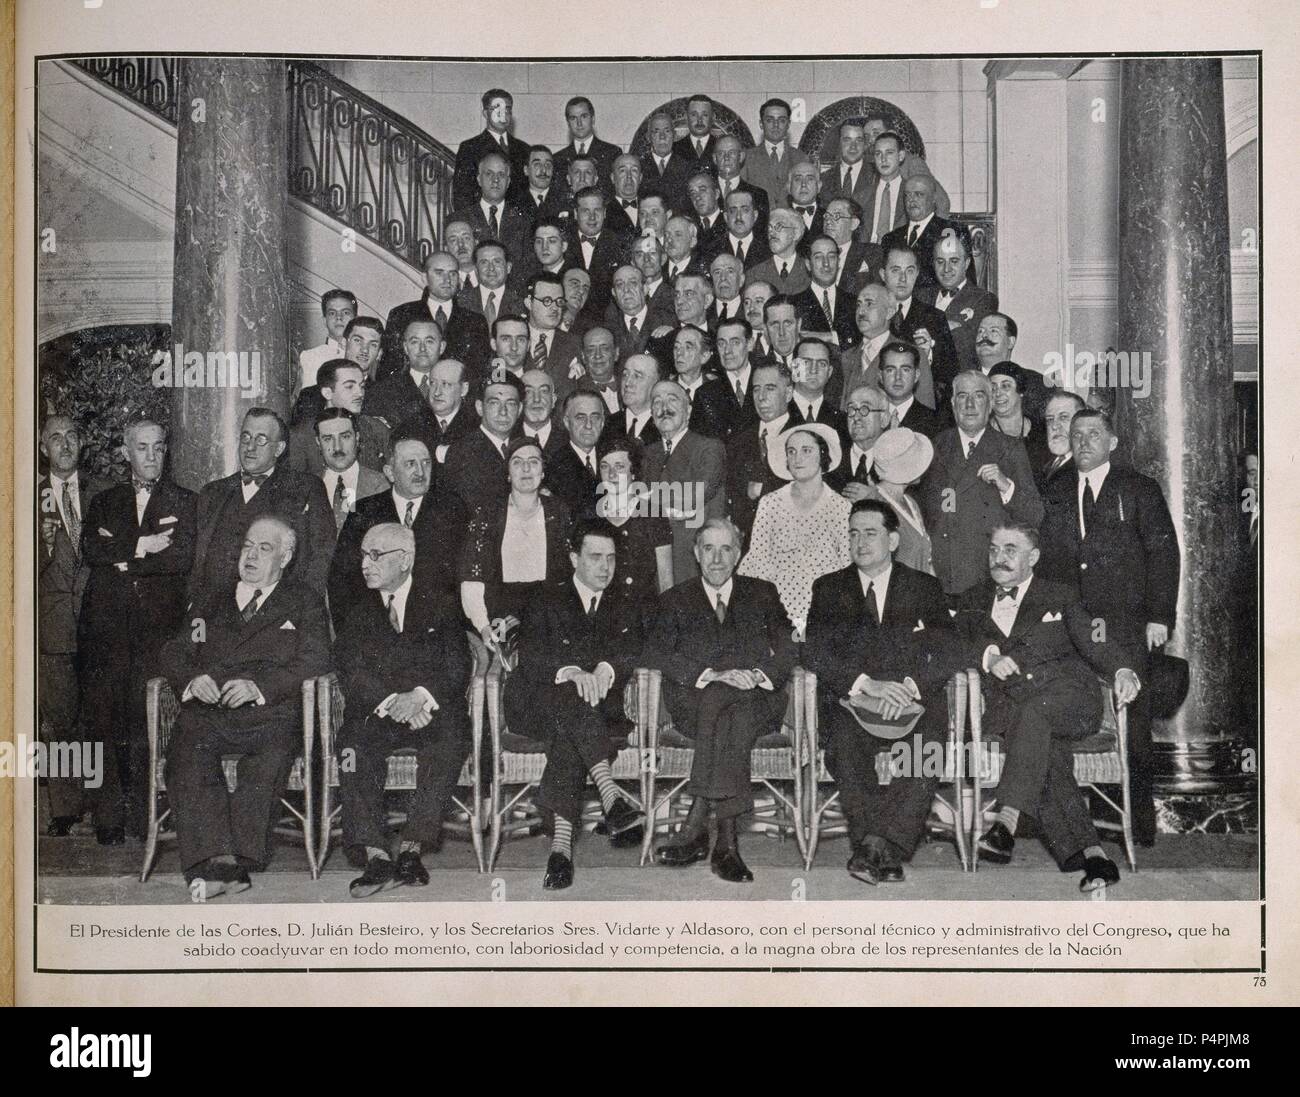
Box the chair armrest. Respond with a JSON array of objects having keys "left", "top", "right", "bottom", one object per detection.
[{"left": 146, "top": 677, "right": 180, "bottom": 758}]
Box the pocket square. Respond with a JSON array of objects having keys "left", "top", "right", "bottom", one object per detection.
[
  {"left": 1041, "top": 611, "right": 1063, "bottom": 623},
  {"left": 159, "top": 515, "right": 178, "bottom": 525},
  {"left": 912, "top": 620, "right": 926, "bottom": 632},
  {"left": 280, "top": 620, "right": 296, "bottom": 630},
  {"left": 98, "top": 527, "right": 113, "bottom": 537}
]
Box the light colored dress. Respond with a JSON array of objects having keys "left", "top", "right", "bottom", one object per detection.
[{"left": 739, "top": 481, "right": 853, "bottom": 630}]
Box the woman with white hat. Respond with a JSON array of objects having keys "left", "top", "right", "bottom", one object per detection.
[
  {"left": 872, "top": 426, "right": 936, "bottom": 576},
  {"left": 738, "top": 422, "right": 852, "bottom": 637}
]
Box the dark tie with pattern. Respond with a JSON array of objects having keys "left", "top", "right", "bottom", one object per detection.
[
  {"left": 532, "top": 335, "right": 547, "bottom": 367},
  {"left": 241, "top": 588, "right": 263, "bottom": 623},
  {"left": 332, "top": 477, "right": 348, "bottom": 532},
  {"left": 61, "top": 481, "right": 81, "bottom": 558},
  {"left": 435, "top": 306, "right": 448, "bottom": 329},
  {"left": 736, "top": 240, "right": 746, "bottom": 263},
  {"left": 484, "top": 291, "right": 497, "bottom": 329},
  {"left": 404, "top": 500, "right": 415, "bottom": 528},
  {"left": 386, "top": 592, "right": 401, "bottom": 633},
  {"left": 865, "top": 580, "right": 879, "bottom": 625},
  {"left": 419, "top": 373, "right": 431, "bottom": 402},
  {"left": 907, "top": 223, "right": 919, "bottom": 247},
  {"left": 587, "top": 595, "right": 599, "bottom": 620},
  {"left": 966, "top": 439, "right": 976, "bottom": 460},
  {"left": 487, "top": 205, "right": 500, "bottom": 238}
]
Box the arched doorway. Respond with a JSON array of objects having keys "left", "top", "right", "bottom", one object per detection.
[
  {"left": 797, "top": 95, "right": 928, "bottom": 169},
  {"left": 629, "top": 97, "right": 757, "bottom": 157}
]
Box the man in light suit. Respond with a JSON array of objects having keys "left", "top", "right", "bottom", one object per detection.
[
  {"left": 741, "top": 98, "right": 811, "bottom": 211},
  {"left": 918, "top": 228, "right": 998, "bottom": 375},
  {"left": 313, "top": 409, "right": 390, "bottom": 537},
  {"left": 918, "top": 370, "right": 1044, "bottom": 596},
  {"left": 642, "top": 379, "right": 726, "bottom": 582},
  {"left": 160, "top": 516, "right": 331, "bottom": 896},
  {"left": 337, "top": 522, "right": 472, "bottom": 897},
  {"left": 804, "top": 499, "right": 962, "bottom": 884},
  {"left": 1036, "top": 408, "right": 1180, "bottom": 847},
  {"left": 747, "top": 208, "right": 812, "bottom": 296},
  {"left": 38, "top": 415, "right": 111, "bottom": 836},
  {"left": 649, "top": 518, "right": 798, "bottom": 882},
  {"left": 955, "top": 522, "right": 1140, "bottom": 891},
  {"left": 452, "top": 88, "right": 530, "bottom": 211},
  {"left": 839, "top": 284, "right": 896, "bottom": 410}
]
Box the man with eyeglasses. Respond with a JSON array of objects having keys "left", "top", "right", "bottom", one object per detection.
[
  {"left": 523, "top": 272, "right": 584, "bottom": 405},
  {"left": 288, "top": 359, "right": 390, "bottom": 477},
  {"left": 822, "top": 197, "right": 880, "bottom": 298},
  {"left": 829, "top": 385, "right": 891, "bottom": 496},
  {"left": 329, "top": 433, "right": 467, "bottom": 634},
  {"left": 190, "top": 407, "right": 335, "bottom": 607},
  {"left": 338, "top": 522, "right": 473, "bottom": 898},
  {"left": 382, "top": 250, "right": 490, "bottom": 384},
  {"left": 80, "top": 419, "right": 196, "bottom": 844}
]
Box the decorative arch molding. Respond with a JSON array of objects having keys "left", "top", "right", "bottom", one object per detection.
[
  {"left": 797, "top": 96, "right": 928, "bottom": 169},
  {"left": 629, "top": 97, "right": 756, "bottom": 157}
]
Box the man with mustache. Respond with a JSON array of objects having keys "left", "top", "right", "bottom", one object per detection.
[
  {"left": 974, "top": 311, "right": 1050, "bottom": 424},
  {"left": 1034, "top": 390, "right": 1085, "bottom": 493}
]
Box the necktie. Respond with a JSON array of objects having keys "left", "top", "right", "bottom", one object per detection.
[
  {"left": 657, "top": 156, "right": 666, "bottom": 174},
  {"left": 497, "top": 134, "right": 507, "bottom": 152},
  {"left": 1082, "top": 479, "right": 1097, "bottom": 539},
  {"left": 484, "top": 290, "right": 497, "bottom": 329},
  {"left": 759, "top": 426, "right": 771, "bottom": 471},
  {"left": 419, "top": 373, "right": 431, "bottom": 402},
  {"left": 822, "top": 289, "right": 834, "bottom": 326},
  {"left": 734, "top": 376, "right": 744, "bottom": 402},
  {"left": 61, "top": 481, "right": 81, "bottom": 557},
  {"left": 404, "top": 500, "right": 415, "bottom": 528},
  {"left": 768, "top": 144, "right": 779, "bottom": 165},
  {"left": 487, "top": 205, "right": 500, "bottom": 238},
  {"left": 778, "top": 262, "right": 788, "bottom": 280},
  {"left": 695, "top": 138, "right": 705, "bottom": 157},
  {"left": 865, "top": 581, "right": 879, "bottom": 625},
  {"left": 577, "top": 142, "right": 587, "bottom": 157},
  {"left": 437, "top": 417, "right": 448, "bottom": 434},
  {"left": 132, "top": 478, "right": 154, "bottom": 494},
  {"left": 855, "top": 452, "right": 866, "bottom": 480},
  {"left": 532, "top": 335, "right": 547, "bottom": 366},
  {"left": 241, "top": 588, "right": 263, "bottom": 623},
  {"left": 587, "top": 595, "right": 599, "bottom": 620},
  {"left": 715, "top": 596, "right": 726, "bottom": 625},
  {"left": 875, "top": 182, "right": 892, "bottom": 241},
  {"left": 965, "top": 439, "right": 976, "bottom": 460},
  {"left": 736, "top": 240, "right": 746, "bottom": 264},
  {"left": 995, "top": 586, "right": 1016, "bottom": 602},
  {"left": 586, "top": 452, "right": 597, "bottom": 477},
  {"left": 889, "top": 408, "right": 900, "bottom": 429},
  {"left": 664, "top": 438, "right": 673, "bottom": 459},
  {"left": 386, "top": 592, "right": 401, "bottom": 632},
  {"left": 241, "top": 472, "right": 269, "bottom": 488},
  {"left": 627, "top": 317, "right": 638, "bottom": 338},
  {"left": 332, "top": 476, "right": 348, "bottom": 531},
  {"left": 842, "top": 166, "right": 852, "bottom": 193}
]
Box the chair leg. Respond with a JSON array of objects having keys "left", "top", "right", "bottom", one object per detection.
[
  {"left": 639, "top": 670, "right": 662, "bottom": 867},
  {"left": 966, "top": 669, "right": 983, "bottom": 874},
  {"left": 469, "top": 675, "right": 487, "bottom": 873},
  {"left": 141, "top": 681, "right": 163, "bottom": 883},
  {"left": 487, "top": 669, "right": 504, "bottom": 872},
  {"left": 950, "top": 673, "right": 969, "bottom": 872},
  {"left": 1117, "top": 703, "right": 1138, "bottom": 872}
]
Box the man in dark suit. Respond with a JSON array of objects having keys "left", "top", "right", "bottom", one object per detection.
[
  {"left": 610, "top": 353, "right": 662, "bottom": 450},
  {"left": 382, "top": 252, "right": 490, "bottom": 385},
  {"left": 289, "top": 359, "right": 389, "bottom": 476},
  {"left": 712, "top": 136, "right": 769, "bottom": 235},
  {"left": 508, "top": 216, "right": 570, "bottom": 299},
  {"left": 741, "top": 97, "right": 811, "bottom": 211},
  {"left": 880, "top": 175, "right": 959, "bottom": 296},
  {"left": 726, "top": 362, "right": 792, "bottom": 544},
  {"left": 1037, "top": 408, "right": 1180, "bottom": 846},
  {"left": 791, "top": 235, "right": 860, "bottom": 349},
  {"left": 863, "top": 131, "right": 911, "bottom": 245},
  {"left": 452, "top": 88, "right": 530, "bottom": 211},
  {"left": 643, "top": 380, "right": 727, "bottom": 582},
  {"left": 639, "top": 112, "right": 691, "bottom": 214},
  {"left": 785, "top": 160, "right": 826, "bottom": 240},
  {"left": 685, "top": 167, "right": 729, "bottom": 264},
  {"left": 38, "top": 415, "right": 111, "bottom": 836},
  {"left": 439, "top": 373, "right": 524, "bottom": 511},
  {"left": 389, "top": 356, "right": 479, "bottom": 464},
  {"left": 649, "top": 518, "right": 798, "bottom": 882},
  {"left": 551, "top": 95, "right": 622, "bottom": 193},
  {"left": 820, "top": 120, "right": 877, "bottom": 218},
  {"left": 291, "top": 316, "right": 386, "bottom": 428},
  {"left": 879, "top": 339, "right": 944, "bottom": 439},
  {"left": 974, "top": 311, "right": 1051, "bottom": 425},
  {"left": 574, "top": 325, "right": 622, "bottom": 416},
  {"left": 823, "top": 197, "right": 881, "bottom": 298},
  {"left": 662, "top": 215, "right": 707, "bottom": 285},
  {"left": 714, "top": 317, "right": 760, "bottom": 432},
  {"left": 190, "top": 408, "right": 335, "bottom": 606},
  {"left": 546, "top": 390, "right": 606, "bottom": 516},
  {"left": 313, "top": 409, "right": 390, "bottom": 537},
  {"left": 448, "top": 151, "right": 532, "bottom": 267},
  {"left": 160, "top": 516, "right": 331, "bottom": 895},
  {"left": 787, "top": 338, "right": 849, "bottom": 442},
  {"left": 673, "top": 94, "right": 719, "bottom": 166},
  {"left": 631, "top": 233, "right": 674, "bottom": 319},
  {"left": 805, "top": 500, "right": 962, "bottom": 883},
  {"left": 568, "top": 187, "right": 629, "bottom": 317},
  {"left": 918, "top": 228, "right": 997, "bottom": 374},
  {"left": 337, "top": 522, "right": 473, "bottom": 897},
  {"left": 329, "top": 435, "right": 466, "bottom": 634},
  {"left": 955, "top": 521, "right": 1141, "bottom": 890},
  {"left": 708, "top": 253, "right": 747, "bottom": 331},
  {"left": 883, "top": 244, "right": 960, "bottom": 410},
  {"left": 668, "top": 323, "right": 736, "bottom": 442},
  {"left": 521, "top": 145, "right": 567, "bottom": 225},
  {"left": 520, "top": 367, "right": 567, "bottom": 460},
  {"left": 918, "top": 371, "right": 1044, "bottom": 596},
  {"left": 513, "top": 517, "right": 646, "bottom": 889},
  {"left": 829, "top": 384, "right": 892, "bottom": 496},
  {"left": 1035, "top": 391, "right": 1085, "bottom": 493},
  {"left": 721, "top": 188, "right": 771, "bottom": 271},
  {"left": 604, "top": 153, "right": 644, "bottom": 238},
  {"left": 523, "top": 272, "right": 585, "bottom": 404},
  {"left": 455, "top": 239, "right": 524, "bottom": 328},
  {"left": 604, "top": 264, "right": 670, "bottom": 365}
]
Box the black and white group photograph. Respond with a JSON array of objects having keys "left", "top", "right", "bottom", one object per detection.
[{"left": 27, "top": 44, "right": 1260, "bottom": 919}]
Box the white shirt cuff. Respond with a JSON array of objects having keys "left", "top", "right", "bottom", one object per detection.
[
  {"left": 850, "top": 673, "right": 872, "bottom": 696},
  {"left": 555, "top": 665, "right": 581, "bottom": 684},
  {"left": 982, "top": 645, "right": 1000, "bottom": 672},
  {"left": 999, "top": 480, "right": 1015, "bottom": 505},
  {"left": 755, "top": 669, "right": 774, "bottom": 691},
  {"left": 695, "top": 668, "right": 714, "bottom": 689}
]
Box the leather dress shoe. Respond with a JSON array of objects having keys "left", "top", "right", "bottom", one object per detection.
[
  {"left": 604, "top": 798, "right": 646, "bottom": 837},
  {"left": 96, "top": 825, "right": 126, "bottom": 847},
  {"left": 46, "top": 816, "right": 77, "bottom": 837},
  {"left": 395, "top": 850, "right": 429, "bottom": 887},
  {"left": 1079, "top": 855, "right": 1121, "bottom": 892},
  {"left": 350, "top": 856, "right": 397, "bottom": 898},
  {"left": 847, "top": 841, "right": 881, "bottom": 885},
  {"left": 543, "top": 851, "right": 574, "bottom": 890},
  {"left": 710, "top": 845, "right": 754, "bottom": 883},
  {"left": 877, "top": 842, "right": 906, "bottom": 884},
  {"left": 978, "top": 821, "right": 1015, "bottom": 864},
  {"left": 656, "top": 830, "right": 710, "bottom": 867}
]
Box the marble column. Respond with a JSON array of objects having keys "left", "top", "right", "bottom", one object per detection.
[
  {"left": 169, "top": 58, "right": 290, "bottom": 490},
  {"left": 1117, "top": 59, "right": 1237, "bottom": 748}
]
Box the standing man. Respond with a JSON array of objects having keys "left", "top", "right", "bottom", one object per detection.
[
  {"left": 785, "top": 161, "right": 825, "bottom": 240},
  {"left": 726, "top": 362, "right": 793, "bottom": 544},
  {"left": 714, "top": 317, "right": 759, "bottom": 431},
  {"left": 38, "top": 416, "right": 110, "bottom": 835},
  {"left": 880, "top": 175, "right": 958, "bottom": 296},
  {"left": 313, "top": 409, "right": 390, "bottom": 537},
  {"left": 839, "top": 283, "right": 896, "bottom": 408},
  {"left": 1037, "top": 408, "right": 1180, "bottom": 846},
  {"left": 551, "top": 96, "right": 622, "bottom": 190},
  {"left": 605, "top": 265, "right": 655, "bottom": 365},
  {"left": 673, "top": 94, "right": 719, "bottom": 165},
  {"left": 289, "top": 359, "right": 389, "bottom": 475},
  {"left": 299, "top": 289, "right": 356, "bottom": 394},
  {"left": 877, "top": 339, "right": 944, "bottom": 439},
  {"left": 605, "top": 153, "right": 644, "bottom": 237},
  {"left": 575, "top": 326, "right": 622, "bottom": 416},
  {"left": 520, "top": 367, "right": 566, "bottom": 462},
  {"left": 823, "top": 197, "right": 878, "bottom": 297},
  {"left": 517, "top": 517, "right": 646, "bottom": 890},
  {"left": 685, "top": 167, "right": 729, "bottom": 263},
  {"left": 712, "top": 136, "right": 769, "bottom": 227},
  {"left": 639, "top": 111, "right": 691, "bottom": 214},
  {"left": 546, "top": 389, "right": 607, "bottom": 516},
  {"left": 569, "top": 187, "right": 627, "bottom": 317},
  {"left": 918, "top": 370, "right": 1044, "bottom": 596},
  {"left": 612, "top": 353, "right": 662, "bottom": 449},
  {"left": 440, "top": 373, "right": 525, "bottom": 510},
  {"left": 829, "top": 385, "right": 892, "bottom": 496},
  {"left": 391, "top": 356, "right": 479, "bottom": 463},
  {"left": 456, "top": 239, "right": 523, "bottom": 328},
  {"left": 722, "top": 188, "right": 771, "bottom": 271},
  {"left": 649, "top": 519, "right": 798, "bottom": 882},
  {"left": 522, "top": 145, "right": 566, "bottom": 223},
  {"left": 973, "top": 311, "right": 1050, "bottom": 424},
  {"left": 792, "top": 234, "right": 859, "bottom": 348},
  {"left": 742, "top": 97, "right": 811, "bottom": 210},
  {"left": 708, "top": 253, "right": 747, "bottom": 326},
  {"left": 383, "top": 251, "right": 490, "bottom": 385},
  {"left": 918, "top": 228, "right": 997, "bottom": 374},
  {"left": 882, "top": 244, "right": 959, "bottom": 409},
  {"left": 748, "top": 208, "right": 811, "bottom": 296},
  {"left": 450, "top": 149, "right": 532, "bottom": 266},
  {"left": 453, "top": 88, "right": 530, "bottom": 210},
  {"left": 1035, "top": 390, "right": 1085, "bottom": 493},
  {"left": 821, "top": 120, "right": 876, "bottom": 214},
  {"left": 84, "top": 421, "right": 193, "bottom": 845},
  {"left": 864, "top": 131, "right": 910, "bottom": 245},
  {"left": 523, "top": 272, "right": 585, "bottom": 403},
  {"left": 671, "top": 323, "right": 736, "bottom": 440}
]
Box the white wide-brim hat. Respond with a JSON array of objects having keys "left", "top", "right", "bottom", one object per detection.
[
  {"left": 873, "top": 427, "right": 934, "bottom": 485},
  {"left": 769, "top": 422, "right": 843, "bottom": 480}
]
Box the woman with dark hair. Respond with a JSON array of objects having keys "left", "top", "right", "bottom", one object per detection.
[
  {"left": 459, "top": 435, "right": 571, "bottom": 655},
  {"left": 738, "top": 422, "right": 852, "bottom": 637},
  {"left": 988, "top": 362, "right": 1051, "bottom": 471},
  {"left": 589, "top": 433, "right": 674, "bottom": 635}
]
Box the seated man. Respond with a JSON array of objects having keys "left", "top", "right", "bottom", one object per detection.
[
  {"left": 159, "top": 517, "right": 331, "bottom": 897},
  {"left": 336, "top": 523, "right": 472, "bottom": 897},
  {"left": 804, "top": 501, "right": 960, "bottom": 885},
  {"left": 648, "top": 518, "right": 797, "bottom": 882},
  {"left": 954, "top": 522, "right": 1141, "bottom": 891},
  {"left": 516, "top": 517, "right": 646, "bottom": 890}
]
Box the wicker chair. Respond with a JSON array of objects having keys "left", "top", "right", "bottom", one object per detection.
[
  {"left": 140, "top": 676, "right": 318, "bottom": 881},
  {"left": 966, "top": 667, "right": 1136, "bottom": 871}
]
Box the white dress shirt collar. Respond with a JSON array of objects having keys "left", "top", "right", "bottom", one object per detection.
[
  {"left": 236, "top": 579, "right": 278, "bottom": 610},
  {"left": 383, "top": 571, "right": 415, "bottom": 631},
  {"left": 857, "top": 561, "right": 893, "bottom": 616},
  {"left": 702, "top": 575, "right": 734, "bottom": 608},
  {"left": 392, "top": 489, "right": 423, "bottom": 522}
]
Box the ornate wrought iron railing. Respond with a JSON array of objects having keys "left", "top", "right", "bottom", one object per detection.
[{"left": 69, "top": 57, "right": 455, "bottom": 272}]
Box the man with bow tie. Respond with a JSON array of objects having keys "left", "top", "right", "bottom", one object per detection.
[
  {"left": 784, "top": 161, "right": 825, "bottom": 243},
  {"left": 568, "top": 186, "right": 628, "bottom": 317},
  {"left": 38, "top": 415, "right": 111, "bottom": 837},
  {"left": 604, "top": 153, "right": 644, "bottom": 238},
  {"left": 955, "top": 521, "right": 1141, "bottom": 891},
  {"left": 337, "top": 522, "right": 473, "bottom": 898},
  {"left": 190, "top": 408, "right": 335, "bottom": 608},
  {"left": 574, "top": 325, "right": 622, "bottom": 415},
  {"left": 804, "top": 499, "right": 961, "bottom": 884},
  {"left": 917, "top": 227, "right": 997, "bottom": 374},
  {"left": 741, "top": 97, "right": 811, "bottom": 210},
  {"left": 160, "top": 516, "right": 331, "bottom": 897},
  {"left": 79, "top": 420, "right": 196, "bottom": 845}
]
